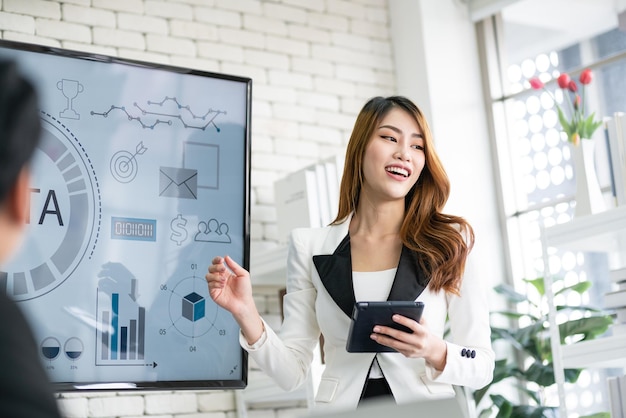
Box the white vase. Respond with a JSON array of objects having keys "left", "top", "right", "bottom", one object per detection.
[{"left": 570, "top": 140, "right": 605, "bottom": 217}]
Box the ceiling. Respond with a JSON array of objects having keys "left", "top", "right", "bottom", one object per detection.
[{"left": 501, "top": 0, "right": 620, "bottom": 63}]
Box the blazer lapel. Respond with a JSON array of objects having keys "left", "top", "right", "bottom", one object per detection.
[
  {"left": 313, "top": 233, "right": 355, "bottom": 318},
  {"left": 313, "top": 227, "right": 429, "bottom": 318},
  {"left": 387, "top": 245, "right": 428, "bottom": 301}
]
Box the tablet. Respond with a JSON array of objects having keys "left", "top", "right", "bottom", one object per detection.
[{"left": 346, "top": 301, "right": 424, "bottom": 353}]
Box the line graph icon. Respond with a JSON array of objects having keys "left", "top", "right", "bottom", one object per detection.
[{"left": 91, "top": 97, "right": 226, "bottom": 131}]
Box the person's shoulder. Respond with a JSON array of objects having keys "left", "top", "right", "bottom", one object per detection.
[
  {"left": 0, "top": 291, "right": 22, "bottom": 317},
  {"left": 290, "top": 220, "right": 348, "bottom": 247},
  {"left": 290, "top": 224, "right": 333, "bottom": 241}
]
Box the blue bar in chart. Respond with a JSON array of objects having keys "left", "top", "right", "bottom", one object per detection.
[
  {"left": 120, "top": 326, "right": 127, "bottom": 360},
  {"left": 111, "top": 293, "right": 119, "bottom": 360}
]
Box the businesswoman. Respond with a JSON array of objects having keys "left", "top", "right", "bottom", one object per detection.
[{"left": 206, "top": 96, "right": 495, "bottom": 412}]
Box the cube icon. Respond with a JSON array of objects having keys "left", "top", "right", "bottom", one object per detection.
[{"left": 182, "top": 292, "right": 205, "bottom": 322}]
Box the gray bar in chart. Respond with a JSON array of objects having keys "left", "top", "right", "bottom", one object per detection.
[
  {"left": 129, "top": 319, "right": 137, "bottom": 360},
  {"left": 138, "top": 307, "right": 145, "bottom": 360},
  {"left": 102, "top": 311, "right": 109, "bottom": 360}
]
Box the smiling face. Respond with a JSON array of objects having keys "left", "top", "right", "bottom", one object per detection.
[{"left": 360, "top": 107, "right": 425, "bottom": 204}]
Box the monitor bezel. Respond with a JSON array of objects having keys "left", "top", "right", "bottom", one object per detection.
[{"left": 0, "top": 38, "right": 251, "bottom": 392}]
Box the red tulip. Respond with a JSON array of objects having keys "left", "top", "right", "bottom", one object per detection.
[
  {"left": 526, "top": 69, "right": 600, "bottom": 145},
  {"left": 579, "top": 68, "right": 593, "bottom": 85},
  {"left": 557, "top": 73, "right": 570, "bottom": 89},
  {"left": 529, "top": 78, "right": 544, "bottom": 90}
]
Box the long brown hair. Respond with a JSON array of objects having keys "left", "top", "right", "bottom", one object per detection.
[{"left": 332, "top": 96, "right": 474, "bottom": 294}]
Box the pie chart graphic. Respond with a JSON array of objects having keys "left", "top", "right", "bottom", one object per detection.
[
  {"left": 64, "top": 337, "right": 84, "bottom": 361},
  {"left": 41, "top": 337, "right": 61, "bottom": 361}
]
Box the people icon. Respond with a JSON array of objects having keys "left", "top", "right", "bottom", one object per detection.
[{"left": 194, "top": 218, "right": 231, "bottom": 243}]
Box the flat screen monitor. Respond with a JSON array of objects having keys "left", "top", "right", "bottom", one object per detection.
[{"left": 0, "top": 39, "right": 250, "bottom": 391}]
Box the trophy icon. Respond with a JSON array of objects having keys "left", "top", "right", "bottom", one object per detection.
[{"left": 57, "top": 79, "right": 84, "bottom": 120}]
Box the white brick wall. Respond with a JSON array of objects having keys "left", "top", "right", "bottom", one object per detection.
[
  {"left": 0, "top": 1, "right": 396, "bottom": 416},
  {"left": 4, "top": 0, "right": 61, "bottom": 19},
  {"left": 118, "top": 13, "right": 168, "bottom": 34},
  {"left": 145, "top": 0, "right": 194, "bottom": 20},
  {"left": 93, "top": 26, "right": 146, "bottom": 50},
  {"left": 195, "top": 7, "right": 241, "bottom": 28},
  {"left": 0, "top": 11, "right": 34, "bottom": 34},
  {"left": 36, "top": 18, "right": 92, "bottom": 43},
  {"left": 62, "top": 4, "right": 116, "bottom": 28},
  {"left": 144, "top": 392, "right": 199, "bottom": 415},
  {"left": 89, "top": 394, "right": 145, "bottom": 417}
]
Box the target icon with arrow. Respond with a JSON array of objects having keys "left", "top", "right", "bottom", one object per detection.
[{"left": 110, "top": 141, "right": 147, "bottom": 183}]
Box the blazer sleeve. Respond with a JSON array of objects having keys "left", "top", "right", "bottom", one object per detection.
[
  {"left": 240, "top": 228, "right": 321, "bottom": 391},
  {"left": 424, "top": 255, "right": 495, "bottom": 390}
]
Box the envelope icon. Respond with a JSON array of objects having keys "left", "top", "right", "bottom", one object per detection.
[{"left": 159, "top": 167, "right": 198, "bottom": 199}]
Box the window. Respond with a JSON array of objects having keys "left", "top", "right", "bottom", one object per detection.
[{"left": 479, "top": 0, "right": 626, "bottom": 415}]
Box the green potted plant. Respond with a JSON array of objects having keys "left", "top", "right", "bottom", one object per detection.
[{"left": 474, "top": 277, "right": 614, "bottom": 418}]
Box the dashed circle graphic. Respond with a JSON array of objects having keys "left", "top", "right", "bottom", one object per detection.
[{"left": 0, "top": 112, "right": 100, "bottom": 300}]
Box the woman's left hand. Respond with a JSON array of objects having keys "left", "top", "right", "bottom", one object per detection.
[{"left": 370, "top": 315, "right": 447, "bottom": 371}]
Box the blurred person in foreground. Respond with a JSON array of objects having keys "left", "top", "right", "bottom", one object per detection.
[{"left": 0, "top": 59, "right": 63, "bottom": 418}]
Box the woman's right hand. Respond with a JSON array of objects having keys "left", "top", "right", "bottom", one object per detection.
[
  {"left": 205, "top": 255, "right": 254, "bottom": 316},
  {"left": 206, "top": 255, "right": 265, "bottom": 345}
]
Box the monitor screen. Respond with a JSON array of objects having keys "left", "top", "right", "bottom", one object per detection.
[{"left": 0, "top": 40, "right": 250, "bottom": 391}]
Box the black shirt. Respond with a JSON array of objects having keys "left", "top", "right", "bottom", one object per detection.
[{"left": 0, "top": 291, "right": 62, "bottom": 417}]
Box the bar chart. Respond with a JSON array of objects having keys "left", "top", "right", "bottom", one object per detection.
[{"left": 97, "top": 288, "right": 147, "bottom": 364}]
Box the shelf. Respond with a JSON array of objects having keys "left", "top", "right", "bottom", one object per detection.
[
  {"left": 561, "top": 333, "right": 626, "bottom": 369},
  {"left": 542, "top": 206, "right": 626, "bottom": 416},
  {"left": 249, "top": 245, "right": 288, "bottom": 287},
  {"left": 543, "top": 205, "right": 626, "bottom": 253}
]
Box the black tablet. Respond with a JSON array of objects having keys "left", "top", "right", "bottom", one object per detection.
[{"left": 346, "top": 301, "right": 425, "bottom": 353}]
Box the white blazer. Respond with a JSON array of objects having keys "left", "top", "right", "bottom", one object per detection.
[{"left": 242, "top": 217, "right": 494, "bottom": 413}]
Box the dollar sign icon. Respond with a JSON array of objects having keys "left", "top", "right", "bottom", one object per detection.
[{"left": 170, "top": 214, "right": 188, "bottom": 246}]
